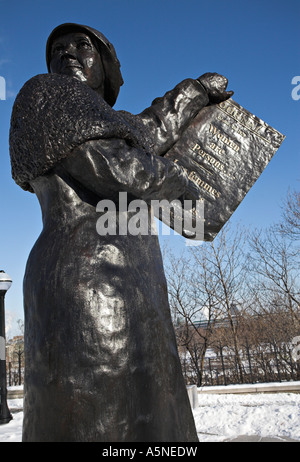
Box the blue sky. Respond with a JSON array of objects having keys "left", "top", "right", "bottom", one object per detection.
[{"left": 0, "top": 0, "right": 299, "bottom": 335}]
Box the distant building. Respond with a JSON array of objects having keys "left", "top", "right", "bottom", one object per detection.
[
  {"left": 6, "top": 336, "right": 24, "bottom": 386},
  {"left": 193, "top": 304, "right": 240, "bottom": 329}
]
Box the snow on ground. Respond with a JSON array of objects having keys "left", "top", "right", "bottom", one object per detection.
[
  {"left": 0, "top": 399, "right": 23, "bottom": 443},
  {"left": 1, "top": 388, "right": 300, "bottom": 442},
  {"left": 195, "top": 392, "right": 300, "bottom": 442}
]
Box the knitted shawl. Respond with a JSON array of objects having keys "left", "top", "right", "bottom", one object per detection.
[{"left": 9, "top": 73, "right": 153, "bottom": 192}]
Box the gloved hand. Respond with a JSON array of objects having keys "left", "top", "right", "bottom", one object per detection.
[{"left": 198, "top": 72, "right": 234, "bottom": 104}]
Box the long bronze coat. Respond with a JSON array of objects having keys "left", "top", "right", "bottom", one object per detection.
[{"left": 10, "top": 74, "right": 209, "bottom": 441}]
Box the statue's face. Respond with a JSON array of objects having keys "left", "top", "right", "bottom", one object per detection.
[{"left": 49, "top": 32, "right": 105, "bottom": 96}]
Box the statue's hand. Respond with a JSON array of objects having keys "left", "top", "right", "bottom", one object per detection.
[{"left": 198, "top": 72, "right": 234, "bottom": 104}]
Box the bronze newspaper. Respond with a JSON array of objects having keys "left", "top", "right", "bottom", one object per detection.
[{"left": 163, "top": 99, "right": 285, "bottom": 241}]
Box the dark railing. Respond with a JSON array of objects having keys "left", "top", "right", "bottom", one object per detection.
[{"left": 200, "top": 346, "right": 300, "bottom": 386}]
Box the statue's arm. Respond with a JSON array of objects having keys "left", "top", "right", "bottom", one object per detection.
[
  {"left": 139, "top": 78, "right": 209, "bottom": 156},
  {"left": 138, "top": 74, "right": 233, "bottom": 156},
  {"left": 61, "top": 137, "right": 198, "bottom": 202},
  {"left": 58, "top": 74, "right": 233, "bottom": 201}
]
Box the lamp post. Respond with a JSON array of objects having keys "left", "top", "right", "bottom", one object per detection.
[{"left": 0, "top": 270, "right": 12, "bottom": 424}]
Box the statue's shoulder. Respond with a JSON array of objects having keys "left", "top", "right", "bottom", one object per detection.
[
  {"left": 12, "top": 73, "right": 105, "bottom": 127},
  {"left": 15, "top": 73, "right": 75, "bottom": 102},
  {"left": 12, "top": 75, "right": 63, "bottom": 118}
]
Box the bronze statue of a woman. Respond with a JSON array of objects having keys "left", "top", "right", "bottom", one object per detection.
[{"left": 9, "top": 23, "right": 233, "bottom": 442}]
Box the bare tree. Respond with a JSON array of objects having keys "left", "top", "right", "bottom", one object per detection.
[
  {"left": 278, "top": 188, "right": 300, "bottom": 241},
  {"left": 165, "top": 249, "right": 218, "bottom": 385},
  {"left": 193, "top": 224, "right": 248, "bottom": 382},
  {"left": 164, "top": 189, "right": 300, "bottom": 386},
  {"left": 248, "top": 227, "right": 300, "bottom": 329},
  {"left": 165, "top": 223, "right": 249, "bottom": 384}
]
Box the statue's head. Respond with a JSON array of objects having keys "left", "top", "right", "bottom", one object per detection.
[{"left": 46, "top": 23, "right": 123, "bottom": 107}]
